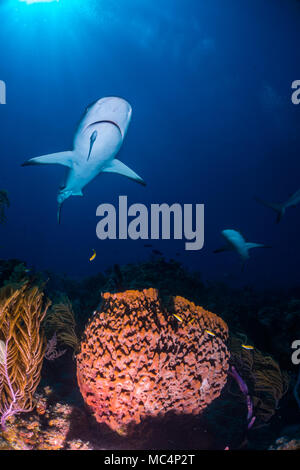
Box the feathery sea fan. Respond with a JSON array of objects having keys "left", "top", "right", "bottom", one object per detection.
[
  {"left": 43, "top": 295, "right": 79, "bottom": 354},
  {"left": 0, "top": 283, "right": 50, "bottom": 429}
]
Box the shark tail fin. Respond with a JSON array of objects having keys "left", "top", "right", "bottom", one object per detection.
[
  {"left": 254, "top": 196, "right": 285, "bottom": 223},
  {"left": 22, "top": 151, "right": 74, "bottom": 168},
  {"left": 102, "top": 159, "right": 146, "bottom": 186},
  {"left": 57, "top": 203, "right": 63, "bottom": 224},
  {"left": 276, "top": 208, "right": 285, "bottom": 223}
]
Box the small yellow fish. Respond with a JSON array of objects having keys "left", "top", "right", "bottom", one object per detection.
[
  {"left": 205, "top": 329, "right": 216, "bottom": 337},
  {"left": 242, "top": 344, "right": 254, "bottom": 350},
  {"left": 89, "top": 249, "right": 96, "bottom": 262},
  {"left": 172, "top": 314, "right": 183, "bottom": 322}
]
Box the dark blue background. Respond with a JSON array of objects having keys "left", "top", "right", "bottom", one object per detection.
[{"left": 0, "top": 0, "right": 300, "bottom": 287}]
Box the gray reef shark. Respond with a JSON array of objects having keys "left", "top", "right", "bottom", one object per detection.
[
  {"left": 214, "top": 229, "right": 270, "bottom": 268},
  {"left": 255, "top": 189, "right": 300, "bottom": 223},
  {"left": 22, "top": 97, "right": 146, "bottom": 223}
]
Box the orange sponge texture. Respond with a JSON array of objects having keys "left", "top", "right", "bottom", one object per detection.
[{"left": 76, "top": 288, "right": 229, "bottom": 435}]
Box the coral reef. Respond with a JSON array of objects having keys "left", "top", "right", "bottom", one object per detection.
[
  {"left": 76, "top": 288, "right": 229, "bottom": 436},
  {"left": 0, "top": 282, "right": 50, "bottom": 429},
  {"left": 0, "top": 190, "right": 9, "bottom": 225},
  {"left": 0, "top": 258, "right": 296, "bottom": 450},
  {"left": 0, "top": 386, "right": 218, "bottom": 450},
  {"left": 294, "top": 367, "right": 300, "bottom": 410},
  {"left": 0, "top": 386, "right": 92, "bottom": 450},
  {"left": 228, "top": 365, "right": 256, "bottom": 429},
  {"left": 43, "top": 295, "right": 79, "bottom": 355},
  {"left": 229, "top": 334, "right": 289, "bottom": 427},
  {"left": 44, "top": 333, "right": 67, "bottom": 361},
  {"left": 103, "top": 259, "right": 204, "bottom": 302},
  {"left": 269, "top": 425, "right": 300, "bottom": 450},
  {"left": 269, "top": 436, "right": 300, "bottom": 450},
  {"left": 3, "top": 263, "right": 29, "bottom": 286}
]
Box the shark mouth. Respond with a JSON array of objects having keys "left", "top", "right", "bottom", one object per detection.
[{"left": 86, "top": 120, "right": 123, "bottom": 138}]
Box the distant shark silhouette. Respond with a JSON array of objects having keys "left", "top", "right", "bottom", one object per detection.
[
  {"left": 22, "top": 97, "right": 146, "bottom": 223},
  {"left": 214, "top": 229, "right": 270, "bottom": 268},
  {"left": 255, "top": 189, "right": 300, "bottom": 223}
]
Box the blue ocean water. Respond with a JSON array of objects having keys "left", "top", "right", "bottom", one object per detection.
[{"left": 0, "top": 0, "right": 300, "bottom": 288}]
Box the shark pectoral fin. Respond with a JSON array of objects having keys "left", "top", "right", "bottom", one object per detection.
[
  {"left": 22, "top": 151, "right": 74, "bottom": 168},
  {"left": 246, "top": 242, "right": 271, "bottom": 250},
  {"left": 102, "top": 159, "right": 146, "bottom": 186}
]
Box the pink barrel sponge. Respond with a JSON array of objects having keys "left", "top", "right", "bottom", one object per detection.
[{"left": 76, "top": 288, "right": 229, "bottom": 436}]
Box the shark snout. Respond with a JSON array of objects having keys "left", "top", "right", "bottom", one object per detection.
[{"left": 92, "top": 97, "right": 132, "bottom": 138}]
